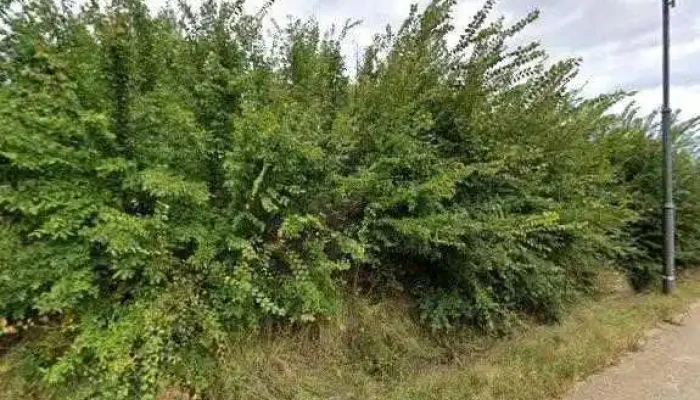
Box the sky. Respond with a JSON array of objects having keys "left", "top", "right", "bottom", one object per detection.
[{"left": 230, "top": 0, "right": 700, "bottom": 118}]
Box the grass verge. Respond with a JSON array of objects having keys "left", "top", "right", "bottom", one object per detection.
[{"left": 3, "top": 271, "right": 700, "bottom": 400}]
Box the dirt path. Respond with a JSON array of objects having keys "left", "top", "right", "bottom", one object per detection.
[{"left": 565, "top": 303, "right": 700, "bottom": 400}]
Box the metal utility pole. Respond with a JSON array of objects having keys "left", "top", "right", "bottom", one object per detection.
[{"left": 662, "top": 0, "right": 676, "bottom": 294}]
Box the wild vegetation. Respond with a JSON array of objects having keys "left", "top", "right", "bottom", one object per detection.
[{"left": 1, "top": 0, "right": 699, "bottom": 398}]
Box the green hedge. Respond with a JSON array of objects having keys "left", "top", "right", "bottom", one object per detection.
[{"left": 1, "top": 0, "right": 699, "bottom": 398}]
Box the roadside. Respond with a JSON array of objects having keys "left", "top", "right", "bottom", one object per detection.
[
  {"left": 173, "top": 271, "right": 700, "bottom": 400},
  {"left": 386, "top": 272, "right": 700, "bottom": 400},
  {"left": 565, "top": 301, "right": 700, "bottom": 400}
]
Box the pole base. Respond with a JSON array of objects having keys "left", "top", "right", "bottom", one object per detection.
[{"left": 663, "top": 276, "right": 676, "bottom": 294}]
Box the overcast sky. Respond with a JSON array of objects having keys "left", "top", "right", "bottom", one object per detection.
[{"left": 235, "top": 0, "right": 700, "bottom": 117}]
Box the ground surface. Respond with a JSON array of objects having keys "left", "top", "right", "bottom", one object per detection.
[{"left": 565, "top": 302, "right": 700, "bottom": 400}]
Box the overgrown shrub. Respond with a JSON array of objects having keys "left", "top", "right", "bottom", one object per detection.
[
  {"left": 1, "top": 0, "right": 699, "bottom": 398},
  {"left": 600, "top": 105, "right": 700, "bottom": 289}
]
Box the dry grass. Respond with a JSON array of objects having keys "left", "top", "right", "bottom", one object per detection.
[
  {"left": 4, "top": 271, "right": 700, "bottom": 400},
  {"left": 211, "top": 271, "right": 700, "bottom": 400},
  {"left": 389, "top": 281, "right": 700, "bottom": 400}
]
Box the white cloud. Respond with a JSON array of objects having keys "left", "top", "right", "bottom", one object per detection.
[{"left": 632, "top": 84, "right": 700, "bottom": 116}]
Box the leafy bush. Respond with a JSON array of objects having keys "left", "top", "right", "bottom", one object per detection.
[
  {"left": 1, "top": 0, "right": 699, "bottom": 398},
  {"left": 335, "top": 1, "right": 633, "bottom": 331},
  {"left": 601, "top": 105, "right": 700, "bottom": 288},
  {"left": 0, "top": 0, "right": 362, "bottom": 397}
]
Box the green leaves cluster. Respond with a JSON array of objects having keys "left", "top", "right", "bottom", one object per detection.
[
  {"left": 600, "top": 105, "right": 700, "bottom": 289},
  {"left": 1, "top": 0, "right": 699, "bottom": 398}
]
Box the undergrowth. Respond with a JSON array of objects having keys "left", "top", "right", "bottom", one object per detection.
[{"left": 5, "top": 270, "right": 700, "bottom": 400}]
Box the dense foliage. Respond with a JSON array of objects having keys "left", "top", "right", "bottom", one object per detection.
[{"left": 1, "top": 0, "right": 699, "bottom": 398}]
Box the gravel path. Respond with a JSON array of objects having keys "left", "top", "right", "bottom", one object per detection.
[{"left": 565, "top": 303, "right": 700, "bottom": 400}]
